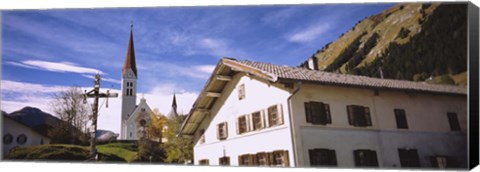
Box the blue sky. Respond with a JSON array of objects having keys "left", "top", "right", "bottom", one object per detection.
[{"left": 1, "top": 3, "right": 393, "bottom": 133}]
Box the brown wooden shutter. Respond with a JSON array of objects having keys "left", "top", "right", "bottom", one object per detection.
[
  {"left": 236, "top": 118, "right": 240, "bottom": 134},
  {"left": 347, "top": 105, "right": 354, "bottom": 125},
  {"left": 369, "top": 150, "right": 379, "bottom": 167},
  {"left": 216, "top": 124, "right": 220, "bottom": 139},
  {"left": 305, "top": 102, "right": 312, "bottom": 123},
  {"left": 353, "top": 150, "right": 361, "bottom": 166},
  {"left": 224, "top": 123, "right": 228, "bottom": 139},
  {"left": 238, "top": 155, "right": 243, "bottom": 165},
  {"left": 268, "top": 152, "right": 274, "bottom": 166},
  {"left": 364, "top": 107, "right": 372, "bottom": 126},
  {"left": 308, "top": 149, "right": 316, "bottom": 166},
  {"left": 283, "top": 150, "right": 289, "bottom": 167},
  {"left": 430, "top": 156, "right": 439, "bottom": 167},
  {"left": 329, "top": 149, "right": 337, "bottom": 166},
  {"left": 250, "top": 154, "right": 256, "bottom": 166},
  {"left": 277, "top": 104, "right": 284, "bottom": 125},
  {"left": 325, "top": 103, "right": 331, "bottom": 124}
]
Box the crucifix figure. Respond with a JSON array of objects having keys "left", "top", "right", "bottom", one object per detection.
[{"left": 83, "top": 73, "right": 118, "bottom": 161}]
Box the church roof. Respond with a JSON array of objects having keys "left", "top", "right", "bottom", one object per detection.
[{"left": 123, "top": 26, "right": 138, "bottom": 77}]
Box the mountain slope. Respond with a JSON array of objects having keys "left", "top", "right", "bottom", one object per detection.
[{"left": 300, "top": 3, "right": 467, "bottom": 86}]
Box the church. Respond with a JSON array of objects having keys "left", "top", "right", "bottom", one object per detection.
[{"left": 119, "top": 25, "right": 154, "bottom": 140}]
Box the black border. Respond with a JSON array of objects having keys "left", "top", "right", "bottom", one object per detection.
[{"left": 468, "top": 2, "right": 479, "bottom": 170}]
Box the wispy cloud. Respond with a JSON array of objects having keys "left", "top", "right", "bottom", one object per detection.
[
  {"left": 198, "top": 38, "right": 247, "bottom": 58},
  {"left": 6, "top": 60, "right": 103, "bottom": 75},
  {"left": 81, "top": 74, "right": 121, "bottom": 84},
  {"left": 194, "top": 65, "right": 215, "bottom": 74},
  {"left": 261, "top": 7, "right": 299, "bottom": 27},
  {"left": 287, "top": 23, "right": 331, "bottom": 43}
]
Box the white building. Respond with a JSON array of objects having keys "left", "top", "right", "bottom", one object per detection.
[
  {"left": 2, "top": 114, "right": 51, "bottom": 156},
  {"left": 120, "top": 25, "right": 153, "bottom": 140},
  {"left": 179, "top": 57, "right": 467, "bottom": 169}
]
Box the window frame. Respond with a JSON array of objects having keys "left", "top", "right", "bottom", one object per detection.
[
  {"left": 267, "top": 104, "right": 284, "bottom": 127},
  {"left": 353, "top": 149, "right": 378, "bottom": 167},
  {"left": 219, "top": 156, "right": 230, "bottom": 166},
  {"left": 3, "top": 133, "right": 13, "bottom": 145},
  {"left": 309, "top": 148, "right": 337, "bottom": 166},
  {"left": 217, "top": 122, "right": 228, "bottom": 140},
  {"left": 347, "top": 105, "right": 372, "bottom": 127},
  {"left": 398, "top": 148, "right": 420, "bottom": 167},
  {"left": 447, "top": 112, "right": 461, "bottom": 131},
  {"left": 251, "top": 111, "right": 264, "bottom": 131},
  {"left": 16, "top": 134, "right": 27, "bottom": 145},
  {"left": 305, "top": 101, "right": 332, "bottom": 125},
  {"left": 238, "top": 84, "right": 245, "bottom": 100},
  {"left": 394, "top": 109, "right": 409, "bottom": 129},
  {"left": 236, "top": 115, "right": 250, "bottom": 134},
  {"left": 198, "top": 159, "right": 209, "bottom": 165}
]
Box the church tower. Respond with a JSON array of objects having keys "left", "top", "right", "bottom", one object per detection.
[{"left": 121, "top": 24, "right": 138, "bottom": 139}]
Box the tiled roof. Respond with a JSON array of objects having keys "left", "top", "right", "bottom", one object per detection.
[{"left": 228, "top": 58, "right": 467, "bottom": 95}]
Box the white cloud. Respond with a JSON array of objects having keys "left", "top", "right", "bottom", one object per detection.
[
  {"left": 6, "top": 60, "right": 103, "bottom": 75},
  {"left": 81, "top": 74, "right": 121, "bottom": 84},
  {"left": 194, "top": 65, "right": 216, "bottom": 75},
  {"left": 1, "top": 80, "right": 199, "bottom": 135},
  {"left": 288, "top": 23, "right": 331, "bottom": 43},
  {"left": 198, "top": 38, "right": 247, "bottom": 58},
  {"left": 261, "top": 7, "right": 298, "bottom": 27}
]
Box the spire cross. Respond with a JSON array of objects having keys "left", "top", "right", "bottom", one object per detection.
[{"left": 130, "top": 21, "right": 133, "bottom": 30}]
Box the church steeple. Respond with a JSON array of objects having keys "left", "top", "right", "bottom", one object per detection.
[
  {"left": 172, "top": 93, "right": 177, "bottom": 114},
  {"left": 123, "top": 24, "right": 137, "bottom": 77}
]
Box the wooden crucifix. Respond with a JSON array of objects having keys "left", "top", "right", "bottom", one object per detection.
[{"left": 83, "top": 73, "right": 118, "bottom": 161}]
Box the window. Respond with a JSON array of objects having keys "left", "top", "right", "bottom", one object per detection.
[
  {"left": 199, "top": 129, "right": 205, "bottom": 144},
  {"left": 430, "top": 156, "right": 459, "bottom": 168},
  {"left": 394, "top": 109, "right": 408, "bottom": 129},
  {"left": 347, "top": 105, "right": 372, "bottom": 127},
  {"left": 219, "top": 156, "right": 230, "bottom": 166},
  {"left": 141, "top": 108, "right": 145, "bottom": 112},
  {"left": 447, "top": 112, "right": 460, "bottom": 131},
  {"left": 271, "top": 150, "right": 289, "bottom": 167},
  {"left": 238, "top": 84, "right": 245, "bottom": 100},
  {"left": 239, "top": 154, "right": 256, "bottom": 166},
  {"left": 252, "top": 111, "right": 264, "bottom": 130},
  {"left": 398, "top": 148, "right": 420, "bottom": 167},
  {"left": 199, "top": 159, "right": 209, "bottom": 165},
  {"left": 353, "top": 149, "right": 378, "bottom": 167},
  {"left": 256, "top": 152, "right": 269, "bottom": 166},
  {"left": 217, "top": 122, "right": 228, "bottom": 140},
  {"left": 16, "top": 134, "right": 27, "bottom": 145},
  {"left": 236, "top": 115, "right": 249, "bottom": 134},
  {"left": 3, "top": 134, "right": 13, "bottom": 145},
  {"left": 309, "top": 149, "right": 337, "bottom": 166},
  {"left": 305, "top": 101, "right": 332, "bottom": 125},
  {"left": 268, "top": 105, "right": 283, "bottom": 127}
]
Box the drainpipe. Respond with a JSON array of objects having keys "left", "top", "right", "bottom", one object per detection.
[{"left": 287, "top": 81, "right": 302, "bottom": 167}]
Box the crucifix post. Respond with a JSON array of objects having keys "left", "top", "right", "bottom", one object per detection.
[{"left": 83, "top": 73, "right": 118, "bottom": 161}]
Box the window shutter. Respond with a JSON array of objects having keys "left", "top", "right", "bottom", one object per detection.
[
  {"left": 250, "top": 154, "right": 256, "bottom": 166},
  {"left": 430, "top": 156, "right": 439, "bottom": 167},
  {"left": 347, "top": 105, "right": 354, "bottom": 125},
  {"left": 369, "top": 150, "right": 378, "bottom": 167},
  {"left": 283, "top": 150, "right": 289, "bottom": 167},
  {"left": 246, "top": 115, "right": 251, "bottom": 132},
  {"left": 277, "top": 104, "right": 284, "bottom": 125},
  {"left": 268, "top": 152, "right": 274, "bottom": 166},
  {"left": 224, "top": 123, "right": 228, "bottom": 139},
  {"left": 260, "top": 111, "right": 266, "bottom": 129},
  {"left": 447, "top": 112, "right": 460, "bottom": 131},
  {"left": 305, "top": 102, "right": 312, "bottom": 123},
  {"left": 236, "top": 118, "right": 240, "bottom": 134},
  {"left": 325, "top": 103, "right": 331, "bottom": 124},
  {"left": 329, "top": 149, "right": 337, "bottom": 166},
  {"left": 309, "top": 149, "right": 315, "bottom": 165},
  {"left": 238, "top": 155, "right": 243, "bottom": 165},
  {"left": 353, "top": 150, "right": 361, "bottom": 166},
  {"left": 364, "top": 107, "right": 372, "bottom": 126},
  {"left": 216, "top": 124, "right": 220, "bottom": 140}
]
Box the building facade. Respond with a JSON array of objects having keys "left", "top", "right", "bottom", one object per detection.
[
  {"left": 179, "top": 58, "right": 467, "bottom": 169},
  {"left": 2, "top": 114, "right": 51, "bottom": 156}
]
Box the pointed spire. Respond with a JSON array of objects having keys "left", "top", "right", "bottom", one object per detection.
[
  {"left": 123, "top": 23, "right": 137, "bottom": 77},
  {"left": 172, "top": 93, "right": 177, "bottom": 114}
]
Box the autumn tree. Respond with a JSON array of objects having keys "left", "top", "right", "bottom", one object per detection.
[
  {"left": 137, "top": 108, "right": 167, "bottom": 162},
  {"left": 161, "top": 112, "right": 193, "bottom": 164},
  {"left": 48, "top": 86, "right": 90, "bottom": 144}
]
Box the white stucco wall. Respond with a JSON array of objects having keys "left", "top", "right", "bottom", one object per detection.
[
  {"left": 193, "top": 73, "right": 294, "bottom": 166},
  {"left": 2, "top": 117, "right": 51, "bottom": 156},
  {"left": 289, "top": 84, "right": 467, "bottom": 168}
]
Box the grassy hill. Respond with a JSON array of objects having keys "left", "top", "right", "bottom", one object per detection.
[
  {"left": 4, "top": 143, "right": 138, "bottom": 162},
  {"left": 301, "top": 3, "right": 467, "bottom": 86}
]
